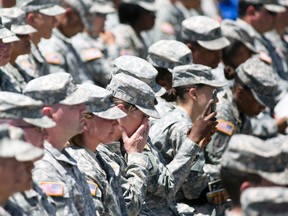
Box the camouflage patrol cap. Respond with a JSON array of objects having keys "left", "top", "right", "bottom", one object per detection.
[
  {"left": 236, "top": 57, "right": 277, "bottom": 108},
  {"left": 16, "top": 0, "right": 65, "bottom": 16},
  {"left": 221, "top": 19, "right": 257, "bottom": 53},
  {"left": 147, "top": 40, "right": 193, "bottom": 70},
  {"left": 0, "top": 124, "right": 43, "bottom": 161},
  {"left": 107, "top": 73, "right": 160, "bottom": 118},
  {"left": 172, "top": 64, "right": 226, "bottom": 88},
  {"left": 241, "top": 187, "right": 288, "bottom": 216},
  {"left": 181, "top": 16, "right": 230, "bottom": 50},
  {"left": 0, "top": 8, "right": 37, "bottom": 35},
  {"left": 90, "top": 0, "right": 115, "bottom": 14},
  {"left": 79, "top": 84, "right": 126, "bottom": 119},
  {"left": 113, "top": 55, "right": 166, "bottom": 97},
  {"left": 23, "top": 72, "right": 91, "bottom": 106},
  {"left": 0, "top": 92, "right": 56, "bottom": 128},
  {"left": 121, "top": 0, "right": 157, "bottom": 11},
  {"left": 0, "top": 17, "right": 19, "bottom": 43},
  {"left": 239, "top": 0, "right": 286, "bottom": 13},
  {"left": 221, "top": 134, "right": 288, "bottom": 185}
]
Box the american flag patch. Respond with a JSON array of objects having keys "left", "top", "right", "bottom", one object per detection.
[
  {"left": 216, "top": 120, "right": 235, "bottom": 136},
  {"left": 87, "top": 181, "right": 98, "bottom": 196},
  {"left": 38, "top": 182, "right": 64, "bottom": 196}
]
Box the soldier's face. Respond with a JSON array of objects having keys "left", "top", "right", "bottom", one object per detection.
[
  {"left": 253, "top": 8, "right": 276, "bottom": 33},
  {"left": 192, "top": 45, "right": 222, "bottom": 69},
  {"left": 28, "top": 13, "right": 57, "bottom": 39},
  {"left": 194, "top": 85, "right": 217, "bottom": 115},
  {"left": 84, "top": 114, "right": 119, "bottom": 144},
  {"left": 118, "top": 108, "right": 147, "bottom": 137},
  {"left": 12, "top": 35, "right": 31, "bottom": 56},
  {"left": 51, "top": 103, "right": 87, "bottom": 139},
  {"left": 234, "top": 86, "right": 265, "bottom": 117},
  {"left": 0, "top": 40, "right": 11, "bottom": 66},
  {"left": 93, "top": 14, "right": 106, "bottom": 34}
]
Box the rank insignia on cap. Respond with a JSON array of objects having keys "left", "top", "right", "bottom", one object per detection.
[
  {"left": 87, "top": 181, "right": 98, "bottom": 196},
  {"left": 160, "top": 22, "right": 175, "bottom": 35},
  {"left": 45, "top": 52, "right": 64, "bottom": 65},
  {"left": 81, "top": 48, "right": 103, "bottom": 62},
  {"left": 38, "top": 181, "right": 64, "bottom": 196},
  {"left": 216, "top": 120, "right": 235, "bottom": 136}
]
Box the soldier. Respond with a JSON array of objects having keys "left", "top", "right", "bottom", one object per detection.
[
  {"left": 181, "top": 15, "right": 230, "bottom": 69},
  {"left": 0, "top": 91, "right": 57, "bottom": 215},
  {"left": 0, "top": 8, "right": 37, "bottom": 92},
  {"left": 153, "top": 0, "right": 202, "bottom": 42},
  {"left": 71, "top": 0, "right": 116, "bottom": 87},
  {"left": 16, "top": 0, "right": 65, "bottom": 78},
  {"left": 0, "top": 124, "right": 44, "bottom": 215},
  {"left": 149, "top": 64, "right": 227, "bottom": 215},
  {"left": 147, "top": 40, "right": 193, "bottom": 122},
  {"left": 112, "top": 0, "right": 156, "bottom": 58},
  {"left": 241, "top": 187, "right": 288, "bottom": 216},
  {"left": 236, "top": 0, "right": 288, "bottom": 101},
  {"left": 107, "top": 72, "right": 216, "bottom": 215},
  {"left": 220, "top": 134, "right": 288, "bottom": 215},
  {"left": 66, "top": 84, "right": 129, "bottom": 216},
  {"left": 205, "top": 57, "right": 278, "bottom": 164},
  {"left": 0, "top": 17, "right": 20, "bottom": 92},
  {"left": 23, "top": 72, "right": 98, "bottom": 216},
  {"left": 38, "top": 0, "right": 94, "bottom": 84}
]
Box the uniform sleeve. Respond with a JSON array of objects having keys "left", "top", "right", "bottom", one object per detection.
[
  {"left": 121, "top": 153, "right": 149, "bottom": 216},
  {"left": 145, "top": 135, "right": 201, "bottom": 199}
]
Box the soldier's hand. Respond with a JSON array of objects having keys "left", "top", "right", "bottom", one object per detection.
[
  {"left": 187, "top": 100, "right": 218, "bottom": 148},
  {"left": 100, "top": 31, "right": 116, "bottom": 45},
  {"left": 121, "top": 117, "right": 149, "bottom": 154}
]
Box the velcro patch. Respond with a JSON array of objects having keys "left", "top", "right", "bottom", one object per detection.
[
  {"left": 87, "top": 181, "right": 98, "bottom": 196},
  {"left": 160, "top": 22, "right": 175, "bottom": 35},
  {"left": 45, "top": 52, "right": 64, "bottom": 65},
  {"left": 38, "top": 181, "right": 64, "bottom": 196},
  {"left": 216, "top": 120, "right": 235, "bottom": 136},
  {"left": 81, "top": 48, "right": 103, "bottom": 62}
]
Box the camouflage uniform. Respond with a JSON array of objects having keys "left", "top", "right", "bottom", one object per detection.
[
  {"left": 153, "top": 1, "right": 200, "bottom": 42},
  {"left": 8, "top": 183, "right": 56, "bottom": 216},
  {"left": 33, "top": 141, "right": 97, "bottom": 216},
  {"left": 149, "top": 64, "right": 227, "bottom": 215},
  {"left": 0, "top": 124, "right": 44, "bottom": 216},
  {"left": 0, "top": 8, "right": 37, "bottom": 92},
  {"left": 147, "top": 40, "right": 193, "bottom": 124},
  {"left": 15, "top": 0, "right": 66, "bottom": 79},
  {"left": 71, "top": 32, "right": 113, "bottom": 87},
  {"left": 38, "top": 0, "right": 95, "bottom": 84},
  {"left": 206, "top": 57, "right": 278, "bottom": 164},
  {"left": 107, "top": 73, "right": 202, "bottom": 215},
  {"left": 23, "top": 72, "right": 97, "bottom": 215}
]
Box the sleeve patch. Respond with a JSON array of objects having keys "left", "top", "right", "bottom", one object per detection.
[
  {"left": 87, "top": 181, "right": 98, "bottom": 196},
  {"left": 160, "top": 22, "right": 175, "bottom": 35},
  {"left": 216, "top": 120, "right": 235, "bottom": 136},
  {"left": 38, "top": 181, "right": 64, "bottom": 196},
  {"left": 44, "top": 52, "right": 64, "bottom": 65},
  {"left": 81, "top": 48, "right": 103, "bottom": 62}
]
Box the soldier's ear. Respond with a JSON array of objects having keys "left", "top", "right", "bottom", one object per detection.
[
  {"left": 42, "top": 107, "right": 53, "bottom": 119},
  {"left": 26, "top": 13, "right": 36, "bottom": 25},
  {"left": 239, "top": 181, "right": 252, "bottom": 193},
  {"left": 188, "top": 87, "right": 197, "bottom": 101},
  {"left": 246, "top": 5, "right": 257, "bottom": 17}
]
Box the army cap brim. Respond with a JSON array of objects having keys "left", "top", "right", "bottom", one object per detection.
[
  {"left": 11, "top": 24, "right": 37, "bottom": 35},
  {"left": 39, "top": 5, "right": 66, "bottom": 16},
  {"left": 138, "top": 1, "right": 157, "bottom": 11},
  {"left": 92, "top": 105, "right": 127, "bottom": 120},
  {"left": 264, "top": 4, "right": 286, "bottom": 13},
  {"left": 90, "top": 3, "right": 116, "bottom": 14},
  {"left": 250, "top": 89, "right": 276, "bottom": 108},
  {"left": 2, "top": 35, "right": 19, "bottom": 43},
  {"left": 151, "top": 81, "right": 166, "bottom": 97},
  {"left": 197, "top": 36, "right": 230, "bottom": 51},
  {"left": 23, "top": 115, "right": 56, "bottom": 129},
  {"left": 60, "top": 85, "right": 92, "bottom": 106},
  {"left": 135, "top": 104, "right": 159, "bottom": 119},
  {"left": 0, "top": 139, "right": 43, "bottom": 161}
]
